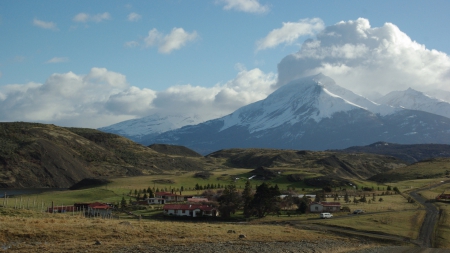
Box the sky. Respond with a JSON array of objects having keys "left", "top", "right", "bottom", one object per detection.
[{"left": 1, "top": 0, "right": 450, "bottom": 128}]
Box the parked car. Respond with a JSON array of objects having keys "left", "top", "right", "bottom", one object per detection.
[
  {"left": 353, "top": 209, "right": 364, "bottom": 214},
  {"left": 320, "top": 212, "right": 333, "bottom": 219}
]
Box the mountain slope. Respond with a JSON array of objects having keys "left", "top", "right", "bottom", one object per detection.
[
  {"left": 376, "top": 88, "right": 450, "bottom": 118},
  {"left": 145, "top": 75, "right": 450, "bottom": 155},
  {"left": 98, "top": 113, "right": 208, "bottom": 142},
  {"left": 338, "top": 142, "right": 450, "bottom": 164},
  {"left": 0, "top": 122, "right": 206, "bottom": 188}
]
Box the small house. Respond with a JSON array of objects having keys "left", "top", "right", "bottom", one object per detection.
[
  {"left": 309, "top": 202, "right": 341, "bottom": 213},
  {"left": 163, "top": 204, "right": 218, "bottom": 217},
  {"left": 88, "top": 202, "right": 112, "bottom": 218},
  {"left": 155, "top": 192, "right": 184, "bottom": 202},
  {"left": 146, "top": 197, "right": 165, "bottom": 205}
]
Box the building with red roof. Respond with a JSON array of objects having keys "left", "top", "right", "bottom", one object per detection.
[{"left": 88, "top": 202, "right": 112, "bottom": 217}]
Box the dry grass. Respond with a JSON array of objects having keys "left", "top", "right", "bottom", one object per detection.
[
  {"left": 336, "top": 194, "right": 420, "bottom": 213},
  {"left": 435, "top": 202, "right": 450, "bottom": 248},
  {"left": 0, "top": 208, "right": 346, "bottom": 252},
  {"left": 314, "top": 210, "right": 426, "bottom": 239}
]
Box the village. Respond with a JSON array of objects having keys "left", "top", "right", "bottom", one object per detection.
[{"left": 38, "top": 184, "right": 414, "bottom": 220}]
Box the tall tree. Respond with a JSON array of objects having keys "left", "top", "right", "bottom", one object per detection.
[
  {"left": 242, "top": 180, "right": 253, "bottom": 218},
  {"left": 250, "top": 183, "right": 281, "bottom": 218},
  {"left": 217, "top": 184, "right": 242, "bottom": 219}
]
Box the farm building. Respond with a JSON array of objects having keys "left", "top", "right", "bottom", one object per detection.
[
  {"left": 309, "top": 202, "right": 341, "bottom": 213},
  {"left": 155, "top": 192, "right": 184, "bottom": 202},
  {"left": 163, "top": 204, "right": 218, "bottom": 217},
  {"left": 436, "top": 194, "right": 450, "bottom": 202},
  {"left": 146, "top": 197, "right": 165, "bottom": 205},
  {"left": 88, "top": 202, "right": 112, "bottom": 218}
]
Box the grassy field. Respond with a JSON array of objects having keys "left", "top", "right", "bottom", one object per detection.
[
  {"left": 314, "top": 210, "right": 426, "bottom": 239},
  {"left": 0, "top": 208, "right": 371, "bottom": 253}
]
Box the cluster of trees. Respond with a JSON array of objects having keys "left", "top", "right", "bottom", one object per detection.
[
  {"left": 194, "top": 183, "right": 223, "bottom": 190},
  {"left": 217, "top": 181, "right": 281, "bottom": 218},
  {"left": 129, "top": 187, "right": 155, "bottom": 201},
  {"left": 216, "top": 181, "right": 311, "bottom": 219}
]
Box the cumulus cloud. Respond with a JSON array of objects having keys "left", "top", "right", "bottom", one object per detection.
[
  {"left": 0, "top": 67, "right": 276, "bottom": 128},
  {"left": 127, "top": 12, "right": 141, "bottom": 22},
  {"left": 73, "top": 12, "right": 111, "bottom": 23},
  {"left": 276, "top": 18, "right": 450, "bottom": 96},
  {"left": 141, "top": 27, "right": 198, "bottom": 54},
  {"left": 46, "top": 57, "right": 69, "bottom": 63},
  {"left": 152, "top": 68, "right": 276, "bottom": 118},
  {"left": 218, "top": 0, "right": 269, "bottom": 14},
  {"left": 33, "top": 18, "right": 58, "bottom": 31},
  {"left": 256, "top": 18, "right": 324, "bottom": 51}
]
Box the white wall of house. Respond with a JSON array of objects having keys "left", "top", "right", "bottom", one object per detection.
[{"left": 310, "top": 203, "right": 324, "bottom": 213}]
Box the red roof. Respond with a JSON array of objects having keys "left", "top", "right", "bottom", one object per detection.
[
  {"left": 321, "top": 202, "right": 341, "bottom": 206},
  {"left": 163, "top": 204, "right": 215, "bottom": 211},
  {"left": 88, "top": 202, "right": 110, "bottom": 209},
  {"left": 156, "top": 192, "right": 180, "bottom": 197}
]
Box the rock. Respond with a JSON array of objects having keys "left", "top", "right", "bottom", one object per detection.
[{"left": 94, "top": 240, "right": 102, "bottom": 245}]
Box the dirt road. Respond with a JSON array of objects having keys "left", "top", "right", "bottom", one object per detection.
[{"left": 408, "top": 180, "right": 450, "bottom": 248}]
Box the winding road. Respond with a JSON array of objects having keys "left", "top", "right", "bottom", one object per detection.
[{"left": 284, "top": 180, "right": 450, "bottom": 252}]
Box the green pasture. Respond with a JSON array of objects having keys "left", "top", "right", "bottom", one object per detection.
[{"left": 315, "top": 209, "right": 426, "bottom": 239}]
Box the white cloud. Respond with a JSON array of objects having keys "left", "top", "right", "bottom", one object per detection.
[
  {"left": 73, "top": 12, "right": 111, "bottom": 23},
  {"left": 256, "top": 18, "right": 324, "bottom": 51},
  {"left": 276, "top": 18, "right": 450, "bottom": 96},
  {"left": 0, "top": 67, "right": 275, "bottom": 128},
  {"left": 46, "top": 57, "right": 69, "bottom": 64},
  {"left": 218, "top": 0, "right": 269, "bottom": 14},
  {"left": 142, "top": 27, "right": 198, "bottom": 54},
  {"left": 33, "top": 18, "right": 58, "bottom": 31},
  {"left": 124, "top": 41, "right": 139, "bottom": 48},
  {"left": 127, "top": 12, "right": 141, "bottom": 22},
  {"left": 153, "top": 68, "right": 276, "bottom": 117}
]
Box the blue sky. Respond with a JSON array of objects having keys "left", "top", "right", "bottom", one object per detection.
[{"left": 1, "top": 0, "right": 450, "bottom": 128}]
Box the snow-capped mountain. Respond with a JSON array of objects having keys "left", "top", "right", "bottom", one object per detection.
[
  {"left": 98, "top": 113, "right": 208, "bottom": 142},
  {"left": 143, "top": 74, "right": 450, "bottom": 154},
  {"left": 376, "top": 88, "right": 450, "bottom": 118}
]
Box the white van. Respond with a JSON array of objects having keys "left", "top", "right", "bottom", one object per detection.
[{"left": 320, "top": 212, "right": 333, "bottom": 219}]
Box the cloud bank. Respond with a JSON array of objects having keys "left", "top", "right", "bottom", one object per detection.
[
  {"left": 0, "top": 68, "right": 276, "bottom": 128},
  {"left": 277, "top": 18, "right": 450, "bottom": 96}
]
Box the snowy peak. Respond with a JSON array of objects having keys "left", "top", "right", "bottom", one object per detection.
[
  {"left": 220, "top": 74, "right": 369, "bottom": 133},
  {"left": 98, "top": 113, "right": 208, "bottom": 140},
  {"left": 376, "top": 88, "right": 450, "bottom": 118}
]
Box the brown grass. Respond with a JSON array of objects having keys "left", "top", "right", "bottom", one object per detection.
[
  {"left": 0, "top": 208, "right": 352, "bottom": 252},
  {"left": 314, "top": 210, "right": 426, "bottom": 239}
]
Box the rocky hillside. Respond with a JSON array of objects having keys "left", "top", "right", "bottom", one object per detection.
[
  {"left": 0, "top": 122, "right": 205, "bottom": 188},
  {"left": 207, "top": 148, "right": 407, "bottom": 180},
  {"left": 337, "top": 142, "right": 450, "bottom": 164},
  {"left": 369, "top": 157, "right": 450, "bottom": 182}
]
